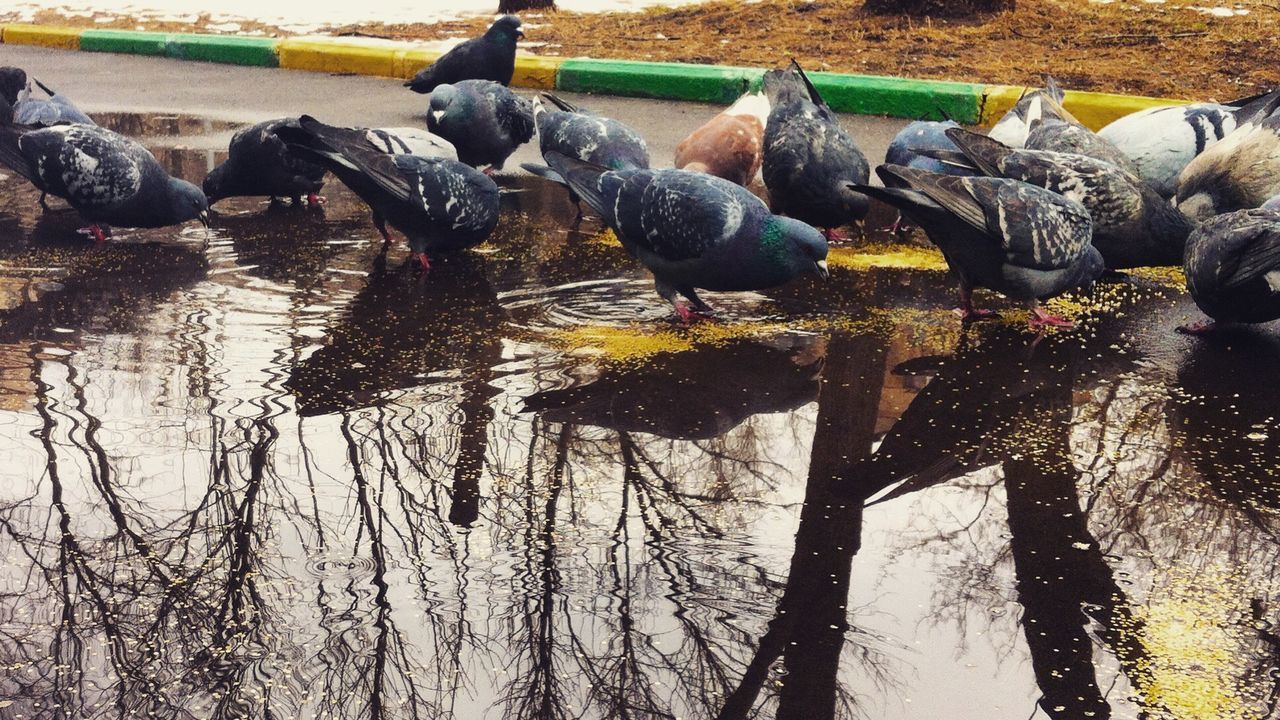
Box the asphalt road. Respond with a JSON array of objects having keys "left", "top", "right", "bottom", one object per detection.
[{"left": 0, "top": 43, "right": 911, "bottom": 171}]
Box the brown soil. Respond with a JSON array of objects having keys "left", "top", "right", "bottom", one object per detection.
[{"left": 6, "top": 0, "right": 1279, "bottom": 100}]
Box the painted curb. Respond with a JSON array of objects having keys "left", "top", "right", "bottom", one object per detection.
[
  {"left": 980, "top": 84, "right": 1185, "bottom": 129},
  {"left": 80, "top": 29, "right": 278, "bottom": 66},
  {"left": 0, "top": 24, "right": 1193, "bottom": 128},
  {"left": 1, "top": 24, "right": 81, "bottom": 50}
]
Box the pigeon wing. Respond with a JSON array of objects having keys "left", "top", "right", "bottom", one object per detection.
[
  {"left": 616, "top": 171, "right": 752, "bottom": 262},
  {"left": 24, "top": 125, "right": 142, "bottom": 209},
  {"left": 1215, "top": 211, "right": 1280, "bottom": 291},
  {"left": 968, "top": 178, "right": 1093, "bottom": 270}
]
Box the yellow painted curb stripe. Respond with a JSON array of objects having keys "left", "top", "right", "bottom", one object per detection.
[
  {"left": 277, "top": 39, "right": 400, "bottom": 77},
  {"left": 2, "top": 24, "right": 82, "bottom": 50},
  {"left": 513, "top": 53, "right": 562, "bottom": 90},
  {"left": 981, "top": 84, "right": 1188, "bottom": 131}
]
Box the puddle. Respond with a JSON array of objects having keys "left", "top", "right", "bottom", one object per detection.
[{"left": 0, "top": 119, "right": 1279, "bottom": 720}]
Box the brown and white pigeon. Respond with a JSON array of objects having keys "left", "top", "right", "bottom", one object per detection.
[{"left": 674, "top": 87, "right": 770, "bottom": 187}]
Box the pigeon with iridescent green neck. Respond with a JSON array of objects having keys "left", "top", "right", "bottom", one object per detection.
[{"left": 545, "top": 150, "right": 829, "bottom": 321}]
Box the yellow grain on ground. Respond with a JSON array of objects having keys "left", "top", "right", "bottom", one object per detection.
[
  {"left": 827, "top": 244, "right": 949, "bottom": 272},
  {"left": 587, "top": 228, "right": 622, "bottom": 248},
  {"left": 1128, "top": 265, "right": 1187, "bottom": 289}
]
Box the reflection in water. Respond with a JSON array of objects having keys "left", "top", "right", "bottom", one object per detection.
[{"left": 1, "top": 132, "right": 1280, "bottom": 720}]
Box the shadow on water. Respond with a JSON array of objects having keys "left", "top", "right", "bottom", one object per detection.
[{"left": 1, "top": 112, "right": 1280, "bottom": 719}]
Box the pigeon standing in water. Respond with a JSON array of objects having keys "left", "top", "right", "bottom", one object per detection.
[
  {"left": 943, "top": 128, "right": 1193, "bottom": 269},
  {"left": 1179, "top": 195, "right": 1280, "bottom": 334},
  {"left": 203, "top": 118, "right": 327, "bottom": 206},
  {"left": 426, "top": 80, "right": 534, "bottom": 172},
  {"left": 762, "top": 59, "right": 870, "bottom": 241},
  {"left": 11, "top": 77, "right": 93, "bottom": 126},
  {"left": 674, "top": 86, "right": 770, "bottom": 186},
  {"left": 852, "top": 165, "right": 1103, "bottom": 329},
  {"left": 0, "top": 123, "right": 208, "bottom": 241},
  {"left": 545, "top": 151, "right": 829, "bottom": 322},
  {"left": 276, "top": 115, "right": 500, "bottom": 271},
  {"left": 404, "top": 15, "right": 523, "bottom": 94}
]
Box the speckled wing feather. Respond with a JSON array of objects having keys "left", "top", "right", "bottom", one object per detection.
[
  {"left": 363, "top": 127, "right": 456, "bottom": 159},
  {"left": 1200, "top": 210, "right": 1280, "bottom": 291},
  {"left": 967, "top": 178, "right": 1093, "bottom": 270},
  {"left": 493, "top": 89, "right": 535, "bottom": 146},
  {"left": 396, "top": 154, "right": 499, "bottom": 235},
  {"left": 19, "top": 125, "right": 142, "bottom": 210},
  {"left": 613, "top": 169, "right": 753, "bottom": 262},
  {"left": 536, "top": 96, "right": 650, "bottom": 171}
]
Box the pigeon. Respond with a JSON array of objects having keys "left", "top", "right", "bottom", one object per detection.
[
  {"left": 275, "top": 115, "right": 500, "bottom": 270},
  {"left": 1021, "top": 91, "right": 1140, "bottom": 175},
  {"left": 11, "top": 77, "right": 94, "bottom": 126},
  {"left": 944, "top": 128, "right": 1193, "bottom": 269},
  {"left": 404, "top": 15, "right": 523, "bottom": 94},
  {"left": 0, "top": 67, "right": 26, "bottom": 107},
  {"left": 852, "top": 165, "right": 1104, "bottom": 329},
  {"left": 0, "top": 123, "right": 208, "bottom": 241},
  {"left": 425, "top": 80, "right": 534, "bottom": 171},
  {"left": 1104, "top": 88, "right": 1280, "bottom": 200},
  {"left": 762, "top": 59, "right": 870, "bottom": 241},
  {"left": 1176, "top": 114, "right": 1280, "bottom": 220},
  {"left": 545, "top": 150, "right": 829, "bottom": 321},
  {"left": 987, "top": 76, "right": 1067, "bottom": 148},
  {"left": 521, "top": 92, "right": 650, "bottom": 216},
  {"left": 674, "top": 86, "right": 770, "bottom": 186},
  {"left": 203, "top": 118, "right": 327, "bottom": 206},
  {"left": 361, "top": 126, "right": 456, "bottom": 160},
  {"left": 885, "top": 119, "right": 970, "bottom": 176},
  {"left": 1178, "top": 196, "right": 1280, "bottom": 334}
]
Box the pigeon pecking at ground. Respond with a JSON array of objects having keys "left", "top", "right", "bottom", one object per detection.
[
  {"left": 544, "top": 150, "right": 829, "bottom": 322},
  {"left": 522, "top": 91, "right": 650, "bottom": 218},
  {"left": 1178, "top": 195, "right": 1280, "bottom": 334},
  {"left": 425, "top": 80, "right": 534, "bottom": 172},
  {"left": 674, "top": 85, "right": 770, "bottom": 187},
  {"left": 404, "top": 15, "right": 523, "bottom": 94},
  {"left": 761, "top": 59, "right": 870, "bottom": 242},
  {"left": 204, "top": 118, "right": 328, "bottom": 207},
  {"left": 275, "top": 115, "right": 500, "bottom": 271},
  {"left": 0, "top": 122, "right": 208, "bottom": 241},
  {"left": 853, "top": 165, "right": 1104, "bottom": 330},
  {"left": 987, "top": 76, "right": 1067, "bottom": 148},
  {"left": 943, "top": 128, "right": 1193, "bottom": 269}
]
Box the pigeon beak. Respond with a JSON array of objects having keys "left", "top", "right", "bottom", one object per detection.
[
  {"left": 815, "top": 259, "right": 829, "bottom": 281},
  {"left": 516, "top": 30, "right": 525, "bottom": 39},
  {"left": 198, "top": 210, "right": 210, "bottom": 228}
]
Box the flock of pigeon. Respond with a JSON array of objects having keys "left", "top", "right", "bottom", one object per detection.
[{"left": 1, "top": 15, "right": 1279, "bottom": 335}]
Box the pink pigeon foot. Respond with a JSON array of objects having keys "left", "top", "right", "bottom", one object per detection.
[
  {"left": 77, "top": 224, "right": 109, "bottom": 244},
  {"left": 411, "top": 252, "right": 432, "bottom": 271},
  {"left": 953, "top": 307, "right": 1000, "bottom": 321},
  {"left": 306, "top": 193, "right": 326, "bottom": 207},
  {"left": 1029, "top": 307, "right": 1075, "bottom": 330},
  {"left": 1176, "top": 318, "right": 1218, "bottom": 335},
  {"left": 821, "top": 227, "right": 845, "bottom": 243}
]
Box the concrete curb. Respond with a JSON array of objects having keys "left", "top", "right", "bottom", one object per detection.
[{"left": 0, "top": 23, "right": 1188, "bottom": 128}]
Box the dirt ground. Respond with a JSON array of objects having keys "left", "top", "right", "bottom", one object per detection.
[{"left": 6, "top": 0, "right": 1279, "bottom": 100}]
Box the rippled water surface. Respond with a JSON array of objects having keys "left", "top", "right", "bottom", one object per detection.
[{"left": 2, "top": 114, "right": 1280, "bottom": 720}]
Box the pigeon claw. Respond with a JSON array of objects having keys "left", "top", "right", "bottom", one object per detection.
[
  {"left": 1176, "top": 318, "right": 1218, "bottom": 335},
  {"left": 412, "top": 252, "right": 432, "bottom": 272},
  {"left": 77, "top": 224, "right": 109, "bottom": 244},
  {"left": 1028, "top": 308, "right": 1075, "bottom": 331},
  {"left": 306, "top": 193, "right": 326, "bottom": 207},
  {"left": 952, "top": 307, "right": 1000, "bottom": 322},
  {"left": 821, "top": 227, "right": 845, "bottom": 243}
]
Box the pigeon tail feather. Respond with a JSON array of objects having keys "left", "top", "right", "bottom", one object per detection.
[{"left": 543, "top": 151, "right": 610, "bottom": 219}]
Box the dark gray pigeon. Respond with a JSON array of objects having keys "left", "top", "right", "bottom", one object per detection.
[
  {"left": 1021, "top": 90, "right": 1140, "bottom": 175},
  {"left": 0, "top": 67, "right": 26, "bottom": 107},
  {"left": 852, "top": 165, "right": 1103, "bottom": 329},
  {"left": 945, "top": 128, "right": 1193, "bottom": 269},
  {"left": 1179, "top": 196, "right": 1280, "bottom": 334},
  {"left": 404, "top": 15, "right": 523, "bottom": 94},
  {"left": 521, "top": 91, "right": 650, "bottom": 217},
  {"left": 203, "top": 118, "right": 327, "bottom": 206},
  {"left": 426, "top": 80, "right": 534, "bottom": 171},
  {"left": 545, "top": 150, "right": 829, "bottom": 321},
  {"left": 12, "top": 77, "right": 93, "bottom": 126},
  {"left": 1176, "top": 114, "right": 1280, "bottom": 220},
  {"left": 762, "top": 59, "right": 870, "bottom": 241},
  {"left": 276, "top": 115, "right": 500, "bottom": 270},
  {"left": 0, "top": 123, "right": 208, "bottom": 241}
]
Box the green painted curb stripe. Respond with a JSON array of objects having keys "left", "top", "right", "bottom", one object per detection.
[
  {"left": 79, "top": 29, "right": 278, "bottom": 67},
  {"left": 556, "top": 58, "right": 983, "bottom": 122},
  {"left": 558, "top": 59, "right": 763, "bottom": 105}
]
